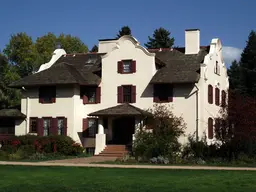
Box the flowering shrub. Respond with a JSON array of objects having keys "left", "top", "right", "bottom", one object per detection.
[{"left": 0, "top": 135, "right": 84, "bottom": 158}]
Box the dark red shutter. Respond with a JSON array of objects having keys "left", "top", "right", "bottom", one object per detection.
[
  {"left": 51, "top": 118, "right": 58, "bottom": 135},
  {"left": 117, "top": 61, "right": 123, "bottom": 73},
  {"left": 83, "top": 95, "right": 88, "bottom": 104},
  {"left": 168, "top": 84, "right": 173, "bottom": 102},
  {"left": 63, "top": 118, "right": 67, "bottom": 136},
  {"left": 221, "top": 90, "right": 226, "bottom": 107},
  {"left": 37, "top": 118, "right": 44, "bottom": 136},
  {"left": 208, "top": 85, "right": 213, "bottom": 104},
  {"left": 131, "top": 86, "right": 136, "bottom": 103},
  {"left": 82, "top": 118, "right": 88, "bottom": 137},
  {"left": 132, "top": 60, "right": 136, "bottom": 73},
  {"left": 117, "top": 86, "right": 123, "bottom": 103},
  {"left": 208, "top": 118, "right": 213, "bottom": 139},
  {"left": 153, "top": 85, "right": 160, "bottom": 103},
  {"left": 96, "top": 87, "right": 101, "bottom": 103},
  {"left": 51, "top": 97, "right": 56, "bottom": 103},
  {"left": 215, "top": 88, "right": 220, "bottom": 106}
]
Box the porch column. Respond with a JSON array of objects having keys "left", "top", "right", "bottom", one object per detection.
[{"left": 95, "top": 117, "right": 106, "bottom": 155}]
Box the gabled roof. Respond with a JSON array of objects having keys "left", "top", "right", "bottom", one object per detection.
[
  {"left": 9, "top": 53, "right": 104, "bottom": 88},
  {"left": 149, "top": 46, "right": 209, "bottom": 84},
  {"left": 88, "top": 103, "right": 152, "bottom": 116},
  {"left": 0, "top": 109, "right": 26, "bottom": 119}
]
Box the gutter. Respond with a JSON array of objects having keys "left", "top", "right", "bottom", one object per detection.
[{"left": 195, "top": 84, "right": 199, "bottom": 142}]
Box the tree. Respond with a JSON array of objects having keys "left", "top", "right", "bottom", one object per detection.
[
  {"left": 116, "top": 26, "right": 132, "bottom": 38},
  {"left": 3, "top": 33, "right": 37, "bottom": 77},
  {"left": 4, "top": 32, "right": 89, "bottom": 77},
  {"left": 144, "top": 27, "right": 175, "bottom": 49},
  {"left": 0, "top": 54, "right": 21, "bottom": 109},
  {"left": 228, "top": 60, "right": 240, "bottom": 91},
  {"left": 90, "top": 45, "right": 98, "bottom": 52},
  {"left": 133, "top": 104, "right": 186, "bottom": 162}
]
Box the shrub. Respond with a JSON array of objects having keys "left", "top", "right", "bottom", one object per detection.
[
  {"left": 70, "top": 143, "right": 84, "bottom": 155},
  {"left": 133, "top": 104, "right": 186, "bottom": 161},
  {"left": 29, "top": 152, "right": 47, "bottom": 161},
  {"left": 19, "top": 145, "right": 36, "bottom": 157},
  {"left": 150, "top": 156, "right": 170, "bottom": 164},
  {"left": 8, "top": 148, "right": 27, "bottom": 161}
]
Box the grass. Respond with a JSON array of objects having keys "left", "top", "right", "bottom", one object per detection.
[
  {"left": 0, "top": 165, "right": 256, "bottom": 192},
  {"left": 92, "top": 160, "right": 256, "bottom": 167}
]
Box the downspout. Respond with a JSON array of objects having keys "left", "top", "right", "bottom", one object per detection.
[
  {"left": 22, "top": 87, "right": 29, "bottom": 134},
  {"left": 195, "top": 84, "right": 199, "bottom": 142}
]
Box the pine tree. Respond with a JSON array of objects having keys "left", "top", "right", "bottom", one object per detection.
[
  {"left": 144, "top": 27, "right": 175, "bottom": 49},
  {"left": 238, "top": 31, "right": 256, "bottom": 96},
  {"left": 228, "top": 60, "right": 240, "bottom": 91},
  {"left": 90, "top": 45, "right": 98, "bottom": 52},
  {"left": 116, "top": 26, "right": 132, "bottom": 38}
]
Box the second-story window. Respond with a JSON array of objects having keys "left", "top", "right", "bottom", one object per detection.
[
  {"left": 80, "top": 86, "right": 101, "bottom": 104},
  {"left": 117, "top": 85, "right": 136, "bottom": 103},
  {"left": 123, "top": 60, "right": 132, "bottom": 73},
  {"left": 39, "top": 86, "right": 56, "bottom": 103},
  {"left": 153, "top": 84, "right": 173, "bottom": 103},
  {"left": 214, "top": 61, "right": 220, "bottom": 75}
]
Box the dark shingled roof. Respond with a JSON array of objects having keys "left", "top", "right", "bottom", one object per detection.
[
  {"left": 10, "top": 53, "right": 104, "bottom": 88},
  {"left": 0, "top": 109, "right": 26, "bottom": 119},
  {"left": 149, "top": 46, "right": 209, "bottom": 84},
  {"left": 9, "top": 45, "right": 210, "bottom": 87},
  {"left": 89, "top": 103, "right": 152, "bottom": 116}
]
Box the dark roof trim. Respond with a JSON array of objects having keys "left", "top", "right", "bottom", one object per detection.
[
  {"left": 98, "top": 38, "right": 117, "bottom": 41},
  {"left": 0, "top": 109, "right": 26, "bottom": 119},
  {"left": 185, "top": 29, "right": 200, "bottom": 31}
]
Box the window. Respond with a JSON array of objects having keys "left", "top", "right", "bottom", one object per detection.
[
  {"left": 215, "top": 88, "right": 220, "bottom": 106},
  {"left": 43, "top": 118, "right": 51, "bottom": 136},
  {"left": 117, "top": 85, "right": 136, "bottom": 103},
  {"left": 208, "top": 85, "right": 213, "bottom": 104},
  {"left": 30, "top": 118, "right": 38, "bottom": 133},
  {"left": 117, "top": 60, "right": 136, "bottom": 74},
  {"left": 80, "top": 86, "right": 101, "bottom": 104},
  {"left": 0, "top": 119, "right": 15, "bottom": 135},
  {"left": 153, "top": 84, "right": 173, "bottom": 103},
  {"left": 88, "top": 118, "right": 98, "bottom": 137},
  {"left": 39, "top": 86, "right": 56, "bottom": 103},
  {"left": 221, "top": 90, "right": 226, "bottom": 107},
  {"left": 214, "top": 61, "right": 220, "bottom": 75},
  {"left": 57, "top": 118, "right": 64, "bottom": 135},
  {"left": 208, "top": 117, "right": 213, "bottom": 139}
]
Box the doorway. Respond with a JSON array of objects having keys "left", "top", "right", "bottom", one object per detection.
[{"left": 112, "top": 116, "right": 135, "bottom": 145}]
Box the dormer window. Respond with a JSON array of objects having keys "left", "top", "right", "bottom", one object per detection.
[{"left": 117, "top": 60, "right": 136, "bottom": 74}]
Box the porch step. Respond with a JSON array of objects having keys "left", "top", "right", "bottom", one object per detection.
[{"left": 96, "top": 145, "right": 128, "bottom": 158}]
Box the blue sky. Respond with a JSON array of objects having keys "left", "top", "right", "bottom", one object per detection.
[{"left": 0, "top": 0, "right": 255, "bottom": 65}]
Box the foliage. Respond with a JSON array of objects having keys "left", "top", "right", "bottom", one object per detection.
[
  {"left": 0, "top": 54, "right": 21, "bottom": 109},
  {"left": 116, "top": 26, "right": 132, "bottom": 38},
  {"left": 149, "top": 156, "right": 169, "bottom": 164},
  {"left": 228, "top": 30, "right": 256, "bottom": 96},
  {"left": 90, "top": 45, "right": 98, "bottom": 52},
  {"left": 133, "top": 104, "right": 186, "bottom": 161},
  {"left": 3, "top": 32, "right": 88, "bottom": 78},
  {"left": 144, "top": 27, "right": 175, "bottom": 49},
  {"left": 0, "top": 135, "right": 84, "bottom": 158}
]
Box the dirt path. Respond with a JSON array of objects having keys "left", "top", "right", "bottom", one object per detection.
[{"left": 1, "top": 159, "right": 256, "bottom": 171}]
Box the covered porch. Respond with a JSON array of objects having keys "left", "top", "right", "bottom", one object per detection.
[
  {"left": 88, "top": 103, "right": 152, "bottom": 155},
  {"left": 0, "top": 109, "right": 26, "bottom": 140}
]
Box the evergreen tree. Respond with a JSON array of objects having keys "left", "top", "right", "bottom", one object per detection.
[
  {"left": 238, "top": 31, "right": 256, "bottom": 96},
  {"left": 145, "top": 27, "right": 175, "bottom": 49},
  {"left": 116, "top": 26, "right": 132, "bottom": 38},
  {"left": 90, "top": 45, "right": 98, "bottom": 52},
  {"left": 228, "top": 60, "right": 240, "bottom": 91}
]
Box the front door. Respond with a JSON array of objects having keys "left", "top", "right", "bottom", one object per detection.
[{"left": 112, "top": 116, "right": 135, "bottom": 145}]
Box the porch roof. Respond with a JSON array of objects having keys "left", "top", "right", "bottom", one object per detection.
[
  {"left": 88, "top": 103, "right": 152, "bottom": 117},
  {"left": 0, "top": 109, "right": 26, "bottom": 119}
]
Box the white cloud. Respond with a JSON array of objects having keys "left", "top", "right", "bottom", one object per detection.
[{"left": 222, "top": 46, "right": 242, "bottom": 66}]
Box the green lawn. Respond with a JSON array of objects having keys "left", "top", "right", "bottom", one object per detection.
[{"left": 1, "top": 166, "right": 256, "bottom": 192}]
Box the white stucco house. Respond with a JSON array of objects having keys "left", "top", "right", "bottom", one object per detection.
[{"left": 7, "top": 29, "right": 229, "bottom": 155}]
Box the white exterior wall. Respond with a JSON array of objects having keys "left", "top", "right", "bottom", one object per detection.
[
  {"left": 198, "top": 39, "right": 229, "bottom": 143},
  {"left": 16, "top": 35, "right": 229, "bottom": 147}
]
